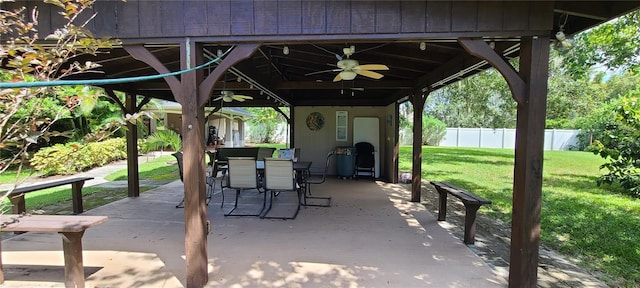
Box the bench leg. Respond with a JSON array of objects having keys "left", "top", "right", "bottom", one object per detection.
[
  {"left": 9, "top": 194, "right": 26, "bottom": 215},
  {"left": 463, "top": 204, "right": 482, "bottom": 245},
  {"left": 436, "top": 189, "right": 448, "bottom": 221},
  {"left": 60, "top": 231, "right": 86, "bottom": 288},
  {"left": 72, "top": 181, "right": 85, "bottom": 214}
]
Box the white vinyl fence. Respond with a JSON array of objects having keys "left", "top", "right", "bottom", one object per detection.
[{"left": 440, "top": 128, "right": 580, "bottom": 150}]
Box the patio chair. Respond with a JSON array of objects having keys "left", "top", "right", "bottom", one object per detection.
[
  {"left": 223, "top": 157, "right": 265, "bottom": 217},
  {"left": 302, "top": 151, "right": 333, "bottom": 207},
  {"left": 354, "top": 142, "right": 375, "bottom": 179},
  {"left": 261, "top": 158, "right": 301, "bottom": 220},
  {"left": 172, "top": 152, "right": 214, "bottom": 208}
]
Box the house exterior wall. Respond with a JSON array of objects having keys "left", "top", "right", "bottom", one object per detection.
[{"left": 294, "top": 106, "right": 387, "bottom": 179}]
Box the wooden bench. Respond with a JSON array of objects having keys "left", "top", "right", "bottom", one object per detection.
[
  {"left": 430, "top": 181, "right": 491, "bottom": 244},
  {"left": 3, "top": 177, "right": 94, "bottom": 215},
  {"left": 0, "top": 214, "right": 108, "bottom": 287}
]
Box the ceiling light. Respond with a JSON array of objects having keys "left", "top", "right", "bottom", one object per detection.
[
  {"left": 339, "top": 71, "right": 357, "bottom": 81},
  {"left": 419, "top": 41, "right": 426, "bottom": 51},
  {"left": 283, "top": 46, "right": 289, "bottom": 55},
  {"left": 489, "top": 41, "right": 495, "bottom": 49},
  {"left": 555, "top": 28, "right": 573, "bottom": 51},
  {"left": 217, "top": 49, "right": 223, "bottom": 57}
]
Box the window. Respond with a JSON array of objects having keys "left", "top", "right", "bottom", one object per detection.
[{"left": 336, "top": 111, "right": 348, "bottom": 141}]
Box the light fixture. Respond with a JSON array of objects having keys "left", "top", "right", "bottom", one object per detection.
[
  {"left": 217, "top": 49, "right": 223, "bottom": 57},
  {"left": 339, "top": 71, "right": 357, "bottom": 81},
  {"left": 555, "top": 28, "right": 573, "bottom": 50},
  {"left": 236, "top": 76, "right": 242, "bottom": 82},
  {"left": 419, "top": 41, "right": 426, "bottom": 51},
  {"left": 488, "top": 41, "right": 495, "bottom": 49},
  {"left": 555, "top": 13, "right": 573, "bottom": 51},
  {"left": 283, "top": 46, "right": 289, "bottom": 55}
]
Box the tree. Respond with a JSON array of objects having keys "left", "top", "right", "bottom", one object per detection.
[
  {"left": 246, "top": 107, "right": 287, "bottom": 143},
  {"left": 0, "top": 0, "right": 118, "bottom": 184},
  {"left": 589, "top": 88, "right": 640, "bottom": 196},
  {"left": 560, "top": 10, "right": 640, "bottom": 78},
  {"left": 425, "top": 68, "right": 516, "bottom": 128}
]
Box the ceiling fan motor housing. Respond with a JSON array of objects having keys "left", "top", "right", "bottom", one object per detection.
[{"left": 337, "top": 59, "right": 359, "bottom": 70}]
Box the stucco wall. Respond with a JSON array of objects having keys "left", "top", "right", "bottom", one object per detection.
[{"left": 294, "top": 106, "right": 389, "bottom": 180}]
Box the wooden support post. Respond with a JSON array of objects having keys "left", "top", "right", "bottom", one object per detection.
[
  {"left": 509, "top": 36, "right": 549, "bottom": 287},
  {"left": 392, "top": 101, "right": 400, "bottom": 183},
  {"left": 459, "top": 36, "right": 549, "bottom": 286},
  {"left": 180, "top": 40, "right": 208, "bottom": 288},
  {"left": 125, "top": 93, "right": 140, "bottom": 197},
  {"left": 410, "top": 91, "right": 428, "bottom": 202}
]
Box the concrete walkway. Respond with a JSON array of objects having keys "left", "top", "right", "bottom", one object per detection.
[{"left": 1, "top": 177, "right": 505, "bottom": 287}]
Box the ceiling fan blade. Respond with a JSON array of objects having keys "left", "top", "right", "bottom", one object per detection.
[
  {"left": 305, "top": 68, "right": 341, "bottom": 76},
  {"left": 357, "top": 69, "right": 384, "bottom": 79},
  {"left": 233, "top": 95, "right": 253, "bottom": 100},
  {"left": 213, "top": 96, "right": 223, "bottom": 101},
  {"left": 357, "top": 64, "right": 389, "bottom": 71},
  {"left": 332, "top": 73, "right": 343, "bottom": 82}
]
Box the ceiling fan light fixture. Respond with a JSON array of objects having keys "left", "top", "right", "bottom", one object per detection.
[{"left": 339, "top": 70, "right": 357, "bottom": 81}]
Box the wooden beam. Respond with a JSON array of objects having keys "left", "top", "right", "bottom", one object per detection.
[
  {"left": 105, "top": 89, "right": 127, "bottom": 114},
  {"left": 459, "top": 38, "right": 525, "bottom": 105},
  {"left": 411, "top": 90, "right": 428, "bottom": 202},
  {"left": 199, "top": 44, "right": 260, "bottom": 107},
  {"left": 272, "top": 105, "right": 290, "bottom": 123},
  {"left": 124, "top": 45, "right": 183, "bottom": 103},
  {"left": 509, "top": 36, "right": 550, "bottom": 288}
]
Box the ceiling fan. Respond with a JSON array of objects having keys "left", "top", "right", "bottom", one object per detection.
[
  {"left": 213, "top": 90, "right": 253, "bottom": 102},
  {"left": 307, "top": 46, "right": 389, "bottom": 82}
]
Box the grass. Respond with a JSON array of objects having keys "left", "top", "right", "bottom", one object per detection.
[
  {"left": 1, "top": 154, "right": 180, "bottom": 214},
  {"left": 105, "top": 155, "right": 179, "bottom": 181},
  {"left": 400, "top": 146, "right": 640, "bottom": 287},
  {"left": 247, "top": 143, "right": 287, "bottom": 150},
  {"left": 0, "top": 167, "right": 41, "bottom": 184}
]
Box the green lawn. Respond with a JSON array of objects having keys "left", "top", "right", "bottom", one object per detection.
[
  {"left": 1, "top": 155, "right": 179, "bottom": 214},
  {"left": 400, "top": 146, "right": 640, "bottom": 287},
  {"left": 105, "top": 155, "right": 180, "bottom": 181}
]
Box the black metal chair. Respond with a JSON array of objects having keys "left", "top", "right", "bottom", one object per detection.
[
  {"left": 354, "top": 142, "right": 375, "bottom": 179},
  {"left": 261, "top": 158, "right": 301, "bottom": 220},
  {"left": 302, "top": 151, "right": 333, "bottom": 207},
  {"left": 172, "top": 152, "right": 214, "bottom": 208},
  {"left": 223, "top": 157, "right": 265, "bottom": 217}
]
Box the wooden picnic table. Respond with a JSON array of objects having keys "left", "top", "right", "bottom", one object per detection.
[{"left": 0, "top": 214, "right": 108, "bottom": 288}]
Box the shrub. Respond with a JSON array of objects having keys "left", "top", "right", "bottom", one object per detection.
[
  {"left": 589, "top": 90, "right": 640, "bottom": 196},
  {"left": 142, "top": 129, "right": 182, "bottom": 152},
  {"left": 422, "top": 116, "right": 447, "bottom": 146},
  {"left": 30, "top": 138, "right": 127, "bottom": 176}
]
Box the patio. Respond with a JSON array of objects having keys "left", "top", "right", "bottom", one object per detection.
[{"left": 1, "top": 178, "right": 504, "bottom": 287}]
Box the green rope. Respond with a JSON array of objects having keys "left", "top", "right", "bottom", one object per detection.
[{"left": 0, "top": 47, "right": 232, "bottom": 89}]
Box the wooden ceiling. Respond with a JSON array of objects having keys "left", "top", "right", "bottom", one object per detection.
[{"left": 5, "top": 1, "right": 638, "bottom": 108}]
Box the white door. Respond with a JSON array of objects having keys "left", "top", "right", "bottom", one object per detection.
[{"left": 353, "top": 117, "right": 380, "bottom": 178}]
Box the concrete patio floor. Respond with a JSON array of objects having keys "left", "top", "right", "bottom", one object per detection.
[{"left": 1, "top": 177, "right": 505, "bottom": 287}]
